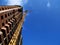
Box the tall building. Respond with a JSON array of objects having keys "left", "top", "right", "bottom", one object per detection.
[{"left": 0, "top": 5, "right": 27, "bottom": 45}]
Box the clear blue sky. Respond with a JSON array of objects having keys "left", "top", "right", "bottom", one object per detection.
[
  {"left": 23, "top": 0, "right": 60, "bottom": 45},
  {"left": 0, "top": 0, "right": 60, "bottom": 45}
]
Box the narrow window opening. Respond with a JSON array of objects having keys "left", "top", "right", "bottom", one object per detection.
[
  {"left": 2, "top": 23, "right": 4, "bottom": 26},
  {"left": 1, "top": 16, "right": 3, "bottom": 19},
  {"left": 1, "top": 30, "right": 6, "bottom": 38},
  {"left": 8, "top": 13, "right": 10, "bottom": 16},
  {"left": 5, "top": 14, "right": 7, "bottom": 18},
  {"left": 5, "top": 26, "right": 9, "bottom": 33}
]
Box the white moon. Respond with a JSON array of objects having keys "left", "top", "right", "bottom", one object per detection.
[{"left": 47, "top": 2, "right": 50, "bottom": 7}]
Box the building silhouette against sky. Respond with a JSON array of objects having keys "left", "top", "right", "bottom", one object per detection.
[{"left": 0, "top": 5, "right": 26, "bottom": 45}]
